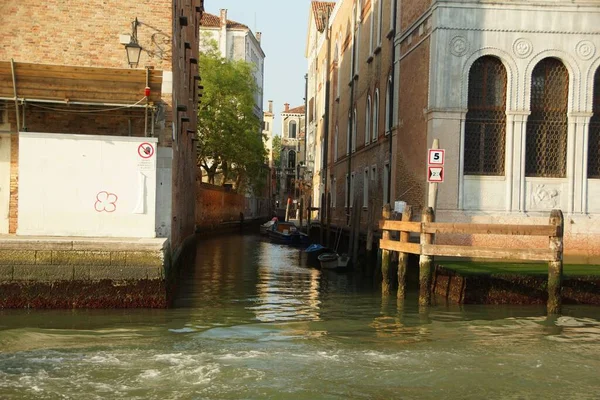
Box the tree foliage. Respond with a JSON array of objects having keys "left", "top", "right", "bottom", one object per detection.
[
  {"left": 272, "top": 134, "right": 282, "bottom": 169},
  {"left": 197, "top": 36, "right": 266, "bottom": 193}
]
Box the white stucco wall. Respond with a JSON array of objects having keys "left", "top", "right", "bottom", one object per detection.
[
  {"left": 0, "top": 134, "right": 10, "bottom": 234},
  {"left": 17, "top": 132, "right": 157, "bottom": 238}
]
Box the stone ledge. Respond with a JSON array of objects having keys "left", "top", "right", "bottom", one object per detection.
[
  {"left": 0, "top": 236, "right": 168, "bottom": 252},
  {"left": 0, "top": 264, "right": 163, "bottom": 282}
]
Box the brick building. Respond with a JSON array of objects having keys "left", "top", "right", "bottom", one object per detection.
[
  {"left": 0, "top": 0, "right": 203, "bottom": 254},
  {"left": 310, "top": 0, "right": 600, "bottom": 260}
]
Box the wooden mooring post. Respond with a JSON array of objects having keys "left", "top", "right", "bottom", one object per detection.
[
  {"left": 299, "top": 197, "right": 304, "bottom": 231},
  {"left": 419, "top": 207, "right": 435, "bottom": 306},
  {"left": 381, "top": 204, "right": 392, "bottom": 295},
  {"left": 547, "top": 209, "right": 564, "bottom": 315},
  {"left": 397, "top": 205, "right": 413, "bottom": 300}
]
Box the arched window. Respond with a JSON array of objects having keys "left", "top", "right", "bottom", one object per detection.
[
  {"left": 385, "top": 75, "right": 393, "bottom": 134},
  {"left": 288, "top": 150, "right": 296, "bottom": 169},
  {"left": 526, "top": 58, "right": 569, "bottom": 177},
  {"left": 289, "top": 120, "right": 297, "bottom": 139},
  {"left": 588, "top": 68, "right": 600, "bottom": 178},
  {"left": 365, "top": 95, "right": 372, "bottom": 146},
  {"left": 373, "top": 89, "right": 379, "bottom": 141},
  {"left": 464, "top": 56, "right": 507, "bottom": 175},
  {"left": 352, "top": 108, "right": 357, "bottom": 152}
]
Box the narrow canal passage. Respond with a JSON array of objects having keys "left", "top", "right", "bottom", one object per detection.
[{"left": 1, "top": 234, "right": 600, "bottom": 399}]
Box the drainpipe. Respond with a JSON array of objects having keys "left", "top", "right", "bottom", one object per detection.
[
  {"left": 145, "top": 67, "right": 150, "bottom": 137},
  {"left": 346, "top": 17, "right": 357, "bottom": 225},
  {"left": 304, "top": 73, "right": 308, "bottom": 169},
  {"left": 387, "top": 0, "right": 398, "bottom": 205},
  {"left": 323, "top": 15, "right": 331, "bottom": 221},
  {"left": 10, "top": 59, "right": 20, "bottom": 132}
]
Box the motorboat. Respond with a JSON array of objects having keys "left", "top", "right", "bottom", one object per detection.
[{"left": 266, "top": 221, "right": 310, "bottom": 246}]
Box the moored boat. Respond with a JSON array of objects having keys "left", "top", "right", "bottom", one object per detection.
[{"left": 266, "top": 221, "right": 310, "bottom": 246}]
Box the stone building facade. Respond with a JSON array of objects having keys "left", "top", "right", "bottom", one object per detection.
[
  {"left": 279, "top": 104, "right": 306, "bottom": 207},
  {"left": 310, "top": 0, "right": 600, "bottom": 260}
]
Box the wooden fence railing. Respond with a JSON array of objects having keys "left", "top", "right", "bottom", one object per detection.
[{"left": 379, "top": 205, "right": 564, "bottom": 314}]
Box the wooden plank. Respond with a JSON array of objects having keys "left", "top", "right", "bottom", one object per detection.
[
  {"left": 379, "top": 239, "right": 420, "bottom": 254},
  {"left": 379, "top": 220, "right": 421, "bottom": 233},
  {"left": 0, "top": 88, "right": 159, "bottom": 104},
  {"left": 4, "top": 61, "right": 160, "bottom": 79},
  {"left": 422, "top": 222, "right": 557, "bottom": 236},
  {"left": 0, "top": 79, "right": 162, "bottom": 97},
  {"left": 422, "top": 244, "right": 557, "bottom": 261}
]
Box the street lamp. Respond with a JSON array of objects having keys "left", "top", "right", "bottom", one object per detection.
[{"left": 124, "top": 18, "right": 142, "bottom": 68}]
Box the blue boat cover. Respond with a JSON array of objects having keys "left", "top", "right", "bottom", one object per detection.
[{"left": 304, "top": 243, "right": 325, "bottom": 253}]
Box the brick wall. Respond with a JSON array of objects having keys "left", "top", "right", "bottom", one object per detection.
[
  {"left": 196, "top": 182, "right": 245, "bottom": 228},
  {"left": 396, "top": 39, "right": 430, "bottom": 209},
  {"left": 324, "top": 0, "right": 396, "bottom": 228},
  {"left": 0, "top": 0, "right": 173, "bottom": 71},
  {"left": 170, "top": 0, "right": 202, "bottom": 251}
]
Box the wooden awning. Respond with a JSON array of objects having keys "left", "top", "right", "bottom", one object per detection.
[{"left": 0, "top": 61, "right": 163, "bottom": 106}]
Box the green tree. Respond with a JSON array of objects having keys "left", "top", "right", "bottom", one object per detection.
[
  {"left": 197, "top": 36, "right": 266, "bottom": 193},
  {"left": 272, "top": 134, "right": 282, "bottom": 169}
]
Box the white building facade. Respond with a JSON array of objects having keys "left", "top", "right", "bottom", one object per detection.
[
  {"left": 200, "top": 9, "right": 265, "bottom": 120},
  {"left": 424, "top": 0, "right": 600, "bottom": 259}
]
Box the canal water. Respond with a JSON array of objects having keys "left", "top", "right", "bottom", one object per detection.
[{"left": 1, "top": 234, "right": 599, "bottom": 399}]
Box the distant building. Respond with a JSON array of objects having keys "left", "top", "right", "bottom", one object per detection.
[
  {"left": 200, "top": 9, "right": 265, "bottom": 121},
  {"left": 306, "top": 1, "right": 336, "bottom": 217},
  {"left": 279, "top": 103, "right": 306, "bottom": 207}
]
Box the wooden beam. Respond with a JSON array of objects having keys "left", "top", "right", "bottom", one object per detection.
[
  {"left": 379, "top": 239, "right": 420, "bottom": 254},
  {"left": 379, "top": 220, "right": 421, "bottom": 233},
  {"left": 421, "top": 244, "right": 557, "bottom": 261},
  {"left": 422, "top": 222, "right": 558, "bottom": 236}
]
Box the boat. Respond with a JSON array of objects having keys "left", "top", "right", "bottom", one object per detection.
[
  {"left": 303, "top": 243, "right": 331, "bottom": 267},
  {"left": 317, "top": 252, "right": 339, "bottom": 269},
  {"left": 317, "top": 252, "right": 352, "bottom": 270},
  {"left": 266, "top": 221, "right": 310, "bottom": 246}
]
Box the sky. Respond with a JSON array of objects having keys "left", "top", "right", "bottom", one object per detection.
[{"left": 204, "top": 0, "right": 313, "bottom": 134}]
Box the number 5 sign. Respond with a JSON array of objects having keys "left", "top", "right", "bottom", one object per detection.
[{"left": 428, "top": 149, "right": 445, "bottom": 165}]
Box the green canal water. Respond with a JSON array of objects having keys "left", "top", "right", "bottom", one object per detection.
[{"left": 1, "top": 234, "right": 600, "bottom": 399}]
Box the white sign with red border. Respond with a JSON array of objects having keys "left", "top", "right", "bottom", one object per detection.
[
  {"left": 428, "top": 166, "right": 444, "bottom": 182},
  {"left": 428, "top": 149, "right": 445, "bottom": 165}
]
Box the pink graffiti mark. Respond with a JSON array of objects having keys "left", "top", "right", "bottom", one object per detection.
[{"left": 94, "top": 191, "right": 118, "bottom": 213}]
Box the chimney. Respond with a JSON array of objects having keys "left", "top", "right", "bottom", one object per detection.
[
  {"left": 256, "top": 32, "right": 262, "bottom": 44},
  {"left": 268, "top": 100, "right": 273, "bottom": 113},
  {"left": 284, "top": 103, "right": 289, "bottom": 112},
  {"left": 220, "top": 9, "right": 227, "bottom": 27}
]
